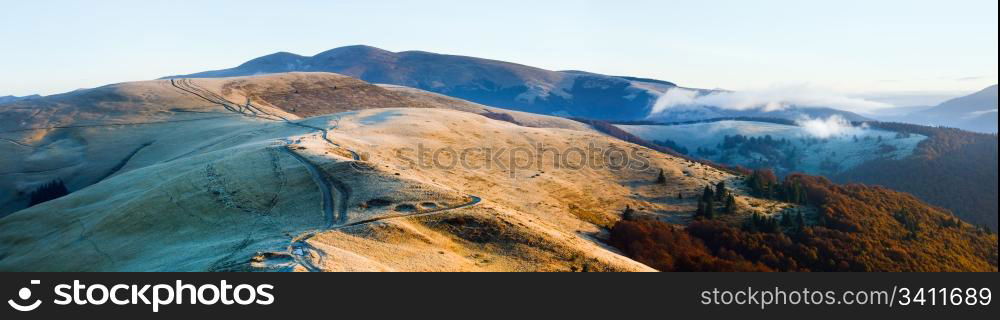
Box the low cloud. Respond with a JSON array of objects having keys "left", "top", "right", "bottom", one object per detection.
[
  {"left": 795, "top": 115, "right": 866, "bottom": 138},
  {"left": 650, "top": 85, "right": 892, "bottom": 115},
  {"left": 965, "top": 109, "right": 998, "bottom": 118},
  {"left": 956, "top": 76, "right": 985, "bottom": 82}
]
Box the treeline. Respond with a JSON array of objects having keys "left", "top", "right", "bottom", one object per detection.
[
  {"left": 610, "top": 174, "right": 998, "bottom": 272},
  {"left": 744, "top": 169, "right": 808, "bottom": 204},
  {"left": 651, "top": 139, "right": 689, "bottom": 155},
  {"left": 28, "top": 179, "right": 69, "bottom": 207},
  {"left": 838, "top": 122, "right": 999, "bottom": 231},
  {"left": 716, "top": 134, "right": 798, "bottom": 170}
]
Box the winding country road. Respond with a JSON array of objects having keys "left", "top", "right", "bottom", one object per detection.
[
  {"left": 169, "top": 78, "right": 480, "bottom": 271},
  {"left": 332, "top": 196, "right": 482, "bottom": 231},
  {"left": 282, "top": 146, "right": 342, "bottom": 228}
]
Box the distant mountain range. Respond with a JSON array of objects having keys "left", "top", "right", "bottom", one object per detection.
[
  {"left": 877, "top": 85, "right": 998, "bottom": 133},
  {"left": 0, "top": 94, "right": 40, "bottom": 105},
  {"left": 165, "top": 45, "right": 868, "bottom": 122}
]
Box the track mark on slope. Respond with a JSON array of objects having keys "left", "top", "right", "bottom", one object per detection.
[
  {"left": 96, "top": 141, "right": 154, "bottom": 182},
  {"left": 332, "top": 196, "right": 482, "bottom": 231},
  {"left": 0, "top": 138, "right": 33, "bottom": 148},
  {"left": 0, "top": 116, "right": 241, "bottom": 134},
  {"left": 281, "top": 146, "right": 345, "bottom": 228},
  {"left": 74, "top": 219, "right": 116, "bottom": 267},
  {"left": 169, "top": 78, "right": 486, "bottom": 271}
]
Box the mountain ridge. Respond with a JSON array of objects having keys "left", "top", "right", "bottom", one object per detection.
[
  {"left": 165, "top": 45, "right": 870, "bottom": 122},
  {"left": 881, "top": 85, "right": 998, "bottom": 133},
  {"left": 0, "top": 94, "right": 41, "bottom": 105}
]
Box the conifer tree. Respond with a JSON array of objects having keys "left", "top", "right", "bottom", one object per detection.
[
  {"left": 622, "top": 206, "right": 637, "bottom": 221},
  {"left": 705, "top": 200, "right": 715, "bottom": 220},
  {"left": 696, "top": 200, "right": 705, "bottom": 218},
  {"left": 28, "top": 179, "right": 69, "bottom": 207},
  {"left": 702, "top": 186, "right": 715, "bottom": 203},
  {"left": 781, "top": 212, "right": 793, "bottom": 227},
  {"left": 715, "top": 181, "right": 727, "bottom": 201},
  {"left": 724, "top": 195, "right": 737, "bottom": 215}
]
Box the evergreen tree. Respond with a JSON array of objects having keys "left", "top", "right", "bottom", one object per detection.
[
  {"left": 656, "top": 169, "right": 667, "bottom": 184},
  {"left": 724, "top": 195, "right": 737, "bottom": 215},
  {"left": 622, "top": 206, "right": 637, "bottom": 221},
  {"left": 705, "top": 201, "right": 715, "bottom": 220},
  {"left": 743, "top": 213, "right": 761, "bottom": 233},
  {"left": 715, "top": 181, "right": 727, "bottom": 201},
  {"left": 28, "top": 179, "right": 69, "bottom": 207},
  {"left": 696, "top": 200, "right": 705, "bottom": 218},
  {"left": 702, "top": 186, "right": 715, "bottom": 203},
  {"left": 781, "top": 212, "right": 793, "bottom": 227}
]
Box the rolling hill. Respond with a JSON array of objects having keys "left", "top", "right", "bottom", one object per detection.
[
  {"left": 615, "top": 119, "right": 998, "bottom": 232},
  {"left": 166, "top": 45, "right": 869, "bottom": 122},
  {"left": 0, "top": 72, "right": 743, "bottom": 271},
  {"left": 836, "top": 122, "right": 999, "bottom": 231},
  {"left": 1, "top": 72, "right": 994, "bottom": 272}
]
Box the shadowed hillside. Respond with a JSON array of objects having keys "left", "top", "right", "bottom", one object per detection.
[
  {"left": 836, "top": 122, "right": 999, "bottom": 231},
  {"left": 611, "top": 174, "right": 998, "bottom": 272}
]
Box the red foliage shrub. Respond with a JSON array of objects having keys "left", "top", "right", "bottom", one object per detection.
[{"left": 609, "top": 219, "right": 771, "bottom": 272}]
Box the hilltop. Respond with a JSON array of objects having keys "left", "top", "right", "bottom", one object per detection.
[
  {"left": 165, "top": 45, "right": 867, "bottom": 122},
  {"left": 1, "top": 72, "right": 994, "bottom": 271},
  {"left": 0, "top": 72, "right": 739, "bottom": 271}
]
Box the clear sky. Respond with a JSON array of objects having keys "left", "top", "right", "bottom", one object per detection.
[{"left": 1, "top": 0, "right": 997, "bottom": 105}]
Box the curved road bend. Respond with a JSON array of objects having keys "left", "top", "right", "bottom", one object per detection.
[
  {"left": 332, "top": 196, "right": 482, "bottom": 231},
  {"left": 170, "top": 78, "right": 481, "bottom": 271}
]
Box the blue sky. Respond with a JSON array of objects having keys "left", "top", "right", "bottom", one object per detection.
[{"left": 1, "top": 0, "right": 996, "bottom": 105}]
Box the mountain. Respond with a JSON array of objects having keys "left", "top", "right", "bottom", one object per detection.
[
  {"left": 0, "top": 94, "right": 40, "bottom": 104},
  {"left": 2, "top": 72, "right": 994, "bottom": 272},
  {"left": 885, "top": 85, "right": 998, "bottom": 133},
  {"left": 931, "top": 85, "right": 998, "bottom": 114},
  {"left": 165, "top": 45, "right": 673, "bottom": 120},
  {"left": 166, "top": 45, "right": 869, "bottom": 122},
  {"left": 835, "top": 122, "right": 999, "bottom": 231},
  {"left": 0, "top": 72, "right": 742, "bottom": 271}
]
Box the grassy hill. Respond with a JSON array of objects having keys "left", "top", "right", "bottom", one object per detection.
[
  {"left": 0, "top": 72, "right": 742, "bottom": 271},
  {"left": 2, "top": 72, "right": 995, "bottom": 272}
]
